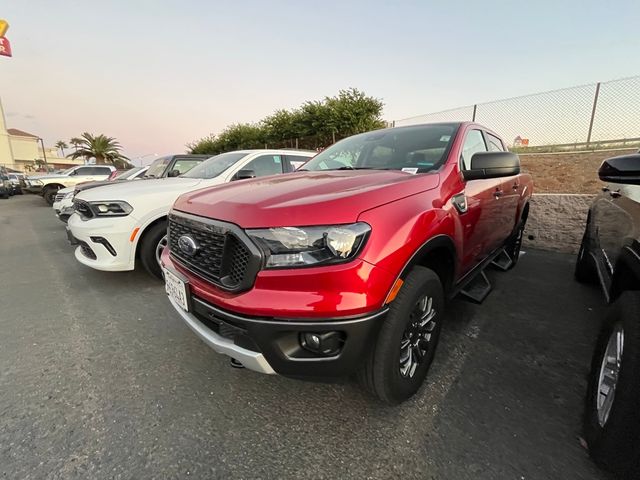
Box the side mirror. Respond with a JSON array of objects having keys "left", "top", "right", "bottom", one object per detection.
[
  {"left": 598, "top": 154, "right": 640, "bottom": 185},
  {"left": 167, "top": 169, "right": 180, "bottom": 177},
  {"left": 463, "top": 152, "right": 520, "bottom": 181},
  {"left": 233, "top": 169, "right": 256, "bottom": 181}
]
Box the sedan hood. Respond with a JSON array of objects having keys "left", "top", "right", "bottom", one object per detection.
[
  {"left": 76, "top": 177, "right": 205, "bottom": 202},
  {"left": 174, "top": 170, "right": 440, "bottom": 227}
]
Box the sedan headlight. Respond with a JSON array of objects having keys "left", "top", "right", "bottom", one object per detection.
[
  {"left": 63, "top": 191, "right": 74, "bottom": 200},
  {"left": 87, "top": 200, "right": 133, "bottom": 217},
  {"left": 247, "top": 223, "right": 370, "bottom": 268}
]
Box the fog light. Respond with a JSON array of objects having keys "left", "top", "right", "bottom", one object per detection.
[{"left": 300, "top": 331, "right": 345, "bottom": 356}]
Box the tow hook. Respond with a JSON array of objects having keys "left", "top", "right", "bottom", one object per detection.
[{"left": 229, "top": 358, "right": 245, "bottom": 369}]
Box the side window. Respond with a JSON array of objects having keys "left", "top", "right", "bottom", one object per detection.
[
  {"left": 286, "top": 155, "right": 311, "bottom": 170},
  {"left": 172, "top": 159, "right": 201, "bottom": 175},
  {"left": 94, "top": 167, "right": 113, "bottom": 175},
  {"left": 74, "top": 167, "right": 93, "bottom": 175},
  {"left": 460, "top": 129, "right": 487, "bottom": 171},
  {"left": 485, "top": 133, "right": 505, "bottom": 152},
  {"left": 243, "top": 155, "right": 284, "bottom": 177}
]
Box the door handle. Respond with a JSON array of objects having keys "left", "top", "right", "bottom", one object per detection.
[
  {"left": 512, "top": 183, "right": 519, "bottom": 191},
  {"left": 602, "top": 186, "right": 610, "bottom": 192},
  {"left": 494, "top": 189, "right": 503, "bottom": 199},
  {"left": 610, "top": 190, "right": 622, "bottom": 198}
]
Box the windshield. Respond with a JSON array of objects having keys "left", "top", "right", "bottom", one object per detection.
[
  {"left": 114, "top": 167, "right": 144, "bottom": 180},
  {"left": 302, "top": 124, "right": 460, "bottom": 173},
  {"left": 60, "top": 167, "right": 77, "bottom": 176},
  {"left": 181, "top": 152, "right": 248, "bottom": 179},
  {"left": 144, "top": 156, "right": 171, "bottom": 178}
]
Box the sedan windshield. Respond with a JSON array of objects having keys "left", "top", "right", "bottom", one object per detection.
[
  {"left": 302, "top": 123, "right": 459, "bottom": 173},
  {"left": 181, "top": 152, "right": 248, "bottom": 179},
  {"left": 144, "top": 156, "right": 171, "bottom": 178},
  {"left": 114, "top": 166, "right": 144, "bottom": 180}
]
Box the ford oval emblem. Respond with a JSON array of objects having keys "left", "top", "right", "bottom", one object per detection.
[{"left": 178, "top": 235, "right": 199, "bottom": 256}]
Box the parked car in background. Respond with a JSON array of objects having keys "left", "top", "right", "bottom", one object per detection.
[
  {"left": 68, "top": 149, "right": 315, "bottom": 279},
  {"left": 575, "top": 153, "right": 640, "bottom": 479},
  {"left": 142, "top": 154, "right": 212, "bottom": 179},
  {"left": 161, "top": 122, "right": 533, "bottom": 404},
  {"left": 7, "top": 173, "right": 26, "bottom": 194},
  {"left": 52, "top": 166, "right": 149, "bottom": 222},
  {"left": 0, "top": 173, "right": 12, "bottom": 199},
  {"left": 25, "top": 165, "right": 117, "bottom": 204}
]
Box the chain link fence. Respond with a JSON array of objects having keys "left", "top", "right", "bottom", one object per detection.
[{"left": 394, "top": 76, "right": 640, "bottom": 151}]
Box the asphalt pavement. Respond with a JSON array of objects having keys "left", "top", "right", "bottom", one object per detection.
[{"left": 0, "top": 195, "right": 611, "bottom": 479}]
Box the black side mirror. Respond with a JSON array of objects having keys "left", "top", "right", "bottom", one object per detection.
[
  {"left": 463, "top": 151, "right": 520, "bottom": 181},
  {"left": 233, "top": 169, "right": 256, "bottom": 181},
  {"left": 598, "top": 154, "right": 640, "bottom": 185},
  {"left": 167, "top": 169, "right": 180, "bottom": 177}
]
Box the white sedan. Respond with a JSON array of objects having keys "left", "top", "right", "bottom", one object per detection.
[{"left": 67, "top": 149, "right": 314, "bottom": 278}]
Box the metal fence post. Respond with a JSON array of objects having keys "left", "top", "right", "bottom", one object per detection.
[
  {"left": 586, "top": 82, "right": 601, "bottom": 145},
  {"left": 472, "top": 104, "right": 477, "bottom": 121}
]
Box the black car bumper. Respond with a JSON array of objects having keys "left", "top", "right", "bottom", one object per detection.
[{"left": 175, "top": 293, "right": 387, "bottom": 379}]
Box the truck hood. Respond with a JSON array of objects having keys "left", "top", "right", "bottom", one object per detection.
[
  {"left": 174, "top": 170, "right": 440, "bottom": 227},
  {"left": 76, "top": 177, "right": 206, "bottom": 202}
]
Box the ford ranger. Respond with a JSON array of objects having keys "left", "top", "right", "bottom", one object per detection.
[{"left": 161, "top": 122, "right": 533, "bottom": 404}]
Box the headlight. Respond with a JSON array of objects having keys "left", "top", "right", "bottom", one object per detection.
[
  {"left": 247, "top": 222, "right": 370, "bottom": 268},
  {"left": 63, "top": 191, "right": 74, "bottom": 199},
  {"left": 87, "top": 200, "right": 133, "bottom": 217}
]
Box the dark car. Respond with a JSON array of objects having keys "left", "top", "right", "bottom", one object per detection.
[
  {"left": 575, "top": 152, "right": 640, "bottom": 479},
  {"left": 7, "top": 173, "right": 26, "bottom": 194}
]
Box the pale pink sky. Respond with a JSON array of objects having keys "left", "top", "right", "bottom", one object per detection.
[{"left": 2, "top": 0, "right": 639, "bottom": 160}]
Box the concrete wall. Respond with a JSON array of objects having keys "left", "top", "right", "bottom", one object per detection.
[{"left": 522, "top": 194, "right": 594, "bottom": 254}]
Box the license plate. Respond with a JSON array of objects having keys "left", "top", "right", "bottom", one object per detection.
[{"left": 164, "top": 268, "right": 189, "bottom": 312}]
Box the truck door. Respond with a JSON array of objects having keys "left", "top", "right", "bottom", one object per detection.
[
  {"left": 593, "top": 184, "right": 640, "bottom": 293},
  {"left": 458, "top": 128, "right": 503, "bottom": 271},
  {"left": 483, "top": 131, "right": 521, "bottom": 244}
]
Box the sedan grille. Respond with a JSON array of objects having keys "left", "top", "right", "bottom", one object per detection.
[{"left": 168, "top": 212, "right": 261, "bottom": 292}]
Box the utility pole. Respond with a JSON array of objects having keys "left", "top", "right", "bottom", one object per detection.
[{"left": 38, "top": 137, "right": 48, "bottom": 168}]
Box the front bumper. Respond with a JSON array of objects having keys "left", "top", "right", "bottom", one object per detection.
[
  {"left": 67, "top": 213, "right": 138, "bottom": 271},
  {"left": 166, "top": 289, "right": 387, "bottom": 378}
]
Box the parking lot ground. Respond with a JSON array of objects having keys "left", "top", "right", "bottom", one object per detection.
[{"left": 1, "top": 195, "right": 611, "bottom": 479}]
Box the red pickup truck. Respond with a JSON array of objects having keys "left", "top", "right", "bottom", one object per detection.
[{"left": 161, "top": 122, "right": 533, "bottom": 404}]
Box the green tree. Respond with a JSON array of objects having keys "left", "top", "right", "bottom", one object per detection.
[
  {"left": 188, "top": 88, "right": 385, "bottom": 154},
  {"left": 69, "top": 137, "right": 83, "bottom": 153},
  {"left": 67, "top": 132, "right": 130, "bottom": 166},
  {"left": 54, "top": 140, "right": 68, "bottom": 157}
]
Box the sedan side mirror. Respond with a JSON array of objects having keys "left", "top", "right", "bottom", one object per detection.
[
  {"left": 167, "top": 169, "right": 180, "bottom": 177},
  {"left": 598, "top": 154, "right": 640, "bottom": 185},
  {"left": 463, "top": 151, "right": 520, "bottom": 181},
  {"left": 233, "top": 169, "right": 256, "bottom": 181}
]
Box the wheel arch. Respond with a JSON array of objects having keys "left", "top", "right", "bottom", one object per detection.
[
  {"left": 134, "top": 214, "right": 168, "bottom": 260},
  {"left": 397, "top": 235, "right": 457, "bottom": 296}
]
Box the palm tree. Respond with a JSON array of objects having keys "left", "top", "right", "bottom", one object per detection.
[
  {"left": 69, "top": 137, "right": 83, "bottom": 153},
  {"left": 67, "top": 132, "right": 130, "bottom": 165},
  {"left": 54, "top": 140, "right": 68, "bottom": 157}
]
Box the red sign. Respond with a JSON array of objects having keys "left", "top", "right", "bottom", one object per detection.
[{"left": 0, "top": 37, "right": 11, "bottom": 57}]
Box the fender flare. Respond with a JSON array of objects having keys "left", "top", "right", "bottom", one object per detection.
[{"left": 396, "top": 234, "right": 458, "bottom": 290}]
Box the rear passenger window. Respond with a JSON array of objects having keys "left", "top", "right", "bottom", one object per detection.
[
  {"left": 74, "top": 167, "right": 94, "bottom": 175},
  {"left": 243, "top": 155, "right": 284, "bottom": 177},
  {"left": 485, "top": 133, "right": 504, "bottom": 152},
  {"left": 460, "top": 130, "right": 487, "bottom": 170},
  {"left": 286, "top": 155, "right": 312, "bottom": 170},
  {"left": 172, "top": 159, "right": 201, "bottom": 175}
]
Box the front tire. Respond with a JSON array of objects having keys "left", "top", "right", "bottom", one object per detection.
[
  {"left": 360, "top": 266, "right": 444, "bottom": 404},
  {"left": 584, "top": 292, "right": 640, "bottom": 478},
  {"left": 43, "top": 186, "right": 59, "bottom": 206},
  {"left": 139, "top": 221, "right": 167, "bottom": 280}
]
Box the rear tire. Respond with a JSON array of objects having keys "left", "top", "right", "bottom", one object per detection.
[
  {"left": 139, "top": 221, "right": 168, "bottom": 280},
  {"left": 359, "top": 266, "right": 444, "bottom": 404},
  {"left": 584, "top": 292, "right": 640, "bottom": 478}
]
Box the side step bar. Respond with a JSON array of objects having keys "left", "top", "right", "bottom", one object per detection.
[
  {"left": 459, "top": 271, "right": 492, "bottom": 304},
  {"left": 490, "top": 249, "right": 513, "bottom": 271}
]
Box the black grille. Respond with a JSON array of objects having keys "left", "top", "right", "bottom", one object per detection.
[
  {"left": 74, "top": 199, "right": 94, "bottom": 219},
  {"left": 78, "top": 240, "right": 97, "bottom": 260},
  {"left": 168, "top": 213, "right": 259, "bottom": 291}
]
